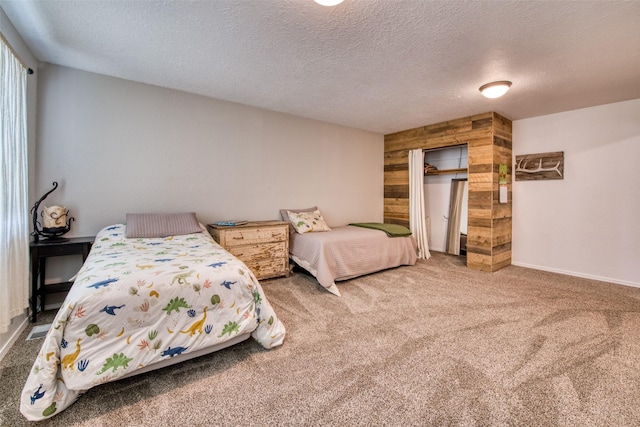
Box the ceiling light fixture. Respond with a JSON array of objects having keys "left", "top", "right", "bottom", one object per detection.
[
  {"left": 314, "top": 0, "right": 344, "bottom": 6},
  {"left": 479, "top": 81, "right": 512, "bottom": 99}
]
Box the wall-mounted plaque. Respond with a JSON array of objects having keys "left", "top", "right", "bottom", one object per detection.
[{"left": 515, "top": 151, "right": 564, "bottom": 181}]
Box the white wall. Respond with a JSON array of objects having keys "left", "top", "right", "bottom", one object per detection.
[
  {"left": 36, "top": 64, "right": 383, "bottom": 282},
  {"left": 0, "top": 6, "right": 38, "bottom": 361},
  {"left": 513, "top": 99, "right": 640, "bottom": 287}
]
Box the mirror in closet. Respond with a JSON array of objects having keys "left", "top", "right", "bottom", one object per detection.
[{"left": 445, "top": 178, "right": 468, "bottom": 256}]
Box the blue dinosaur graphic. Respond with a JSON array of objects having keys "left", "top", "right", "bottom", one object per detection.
[
  {"left": 30, "top": 384, "right": 45, "bottom": 405},
  {"left": 106, "top": 226, "right": 119, "bottom": 230},
  {"left": 100, "top": 304, "right": 125, "bottom": 315},
  {"left": 207, "top": 261, "right": 227, "bottom": 268},
  {"left": 87, "top": 278, "right": 118, "bottom": 289},
  {"left": 103, "top": 252, "right": 123, "bottom": 257},
  {"left": 220, "top": 280, "right": 237, "bottom": 289},
  {"left": 161, "top": 346, "right": 188, "bottom": 357}
]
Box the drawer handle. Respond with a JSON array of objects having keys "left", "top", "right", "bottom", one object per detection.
[{"left": 232, "top": 236, "right": 244, "bottom": 240}]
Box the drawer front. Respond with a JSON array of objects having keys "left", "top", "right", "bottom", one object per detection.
[
  {"left": 227, "top": 241, "right": 286, "bottom": 260},
  {"left": 36, "top": 242, "right": 88, "bottom": 257},
  {"left": 245, "top": 257, "right": 287, "bottom": 280},
  {"left": 222, "top": 226, "right": 287, "bottom": 247}
]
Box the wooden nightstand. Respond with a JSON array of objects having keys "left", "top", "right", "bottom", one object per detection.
[
  {"left": 207, "top": 221, "right": 289, "bottom": 280},
  {"left": 30, "top": 236, "right": 94, "bottom": 322}
]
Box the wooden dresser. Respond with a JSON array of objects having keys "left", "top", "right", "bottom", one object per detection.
[{"left": 207, "top": 221, "right": 289, "bottom": 280}]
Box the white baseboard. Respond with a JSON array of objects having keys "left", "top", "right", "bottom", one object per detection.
[
  {"left": 511, "top": 262, "right": 640, "bottom": 289},
  {"left": 0, "top": 315, "right": 29, "bottom": 363},
  {"left": 0, "top": 302, "right": 63, "bottom": 363}
]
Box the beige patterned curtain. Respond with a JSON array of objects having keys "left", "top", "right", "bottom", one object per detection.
[{"left": 409, "top": 149, "right": 431, "bottom": 260}]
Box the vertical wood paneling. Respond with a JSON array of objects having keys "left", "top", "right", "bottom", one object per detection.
[{"left": 384, "top": 112, "right": 512, "bottom": 272}]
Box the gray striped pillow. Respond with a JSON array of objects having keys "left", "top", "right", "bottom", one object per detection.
[{"left": 125, "top": 212, "right": 202, "bottom": 238}]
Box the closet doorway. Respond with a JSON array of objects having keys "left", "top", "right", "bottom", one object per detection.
[
  {"left": 384, "top": 112, "right": 513, "bottom": 272},
  {"left": 423, "top": 144, "right": 468, "bottom": 255}
]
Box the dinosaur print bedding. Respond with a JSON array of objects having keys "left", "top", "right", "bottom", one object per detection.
[{"left": 20, "top": 223, "right": 286, "bottom": 421}]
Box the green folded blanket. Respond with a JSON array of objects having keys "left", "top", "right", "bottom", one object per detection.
[{"left": 349, "top": 222, "right": 412, "bottom": 237}]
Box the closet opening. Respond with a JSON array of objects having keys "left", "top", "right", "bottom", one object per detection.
[{"left": 422, "top": 144, "right": 468, "bottom": 259}]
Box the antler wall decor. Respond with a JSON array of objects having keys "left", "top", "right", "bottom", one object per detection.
[{"left": 515, "top": 151, "right": 564, "bottom": 181}]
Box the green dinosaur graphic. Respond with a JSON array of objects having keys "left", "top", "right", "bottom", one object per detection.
[
  {"left": 171, "top": 271, "right": 194, "bottom": 285},
  {"left": 218, "top": 321, "right": 240, "bottom": 337},
  {"left": 53, "top": 318, "right": 69, "bottom": 330},
  {"left": 162, "top": 297, "right": 191, "bottom": 315},
  {"left": 253, "top": 291, "right": 262, "bottom": 305},
  {"left": 104, "top": 262, "right": 126, "bottom": 268},
  {"left": 96, "top": 352, "right": 133, "bottom": 375}
]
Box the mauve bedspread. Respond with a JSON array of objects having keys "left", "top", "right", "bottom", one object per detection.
[{"left": 289, "top": 225, "right": 417, "bottom": 296}]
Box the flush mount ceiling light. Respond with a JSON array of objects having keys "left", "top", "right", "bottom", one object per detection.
[
  {"left": 314, "top": 0, "right": 344, "bottom": 6},
  {"left": 479, "top": 81, "right": 512, "bottom": 99}
]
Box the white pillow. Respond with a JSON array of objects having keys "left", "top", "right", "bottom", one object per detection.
[
  {"left": 280, "top": 206, "right": 318, "bottom": 234},
  {"left": 287, "top": 210, "right": 331, "bottom": 234}
]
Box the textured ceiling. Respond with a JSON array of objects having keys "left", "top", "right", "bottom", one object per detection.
[{"left": 1, "top": 0, "right": 639, "bottom": 134}]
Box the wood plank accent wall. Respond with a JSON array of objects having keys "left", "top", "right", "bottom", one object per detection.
[{"left": 384, "top": 112, "right": 513, "bottom": 272}]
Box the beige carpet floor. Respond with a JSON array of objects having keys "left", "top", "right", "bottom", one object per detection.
[{"left": 2, "top": 252, "right": 640, "bottom": 426}]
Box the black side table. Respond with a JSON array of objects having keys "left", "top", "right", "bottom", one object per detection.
[{"left": 30, "top": 236, "right": 94, "bottom": 322}]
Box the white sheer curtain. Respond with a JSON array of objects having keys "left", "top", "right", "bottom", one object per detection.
[
  {"left": 0, "top": 37, "right": 30, "bottom": 333},
  {"left": 409, "top": 149, "right": 431, "bottom": 260}
]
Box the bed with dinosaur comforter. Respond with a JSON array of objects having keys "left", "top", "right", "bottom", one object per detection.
[{"left": 20, "top": 222, "right": 286, "bottom": 421}]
